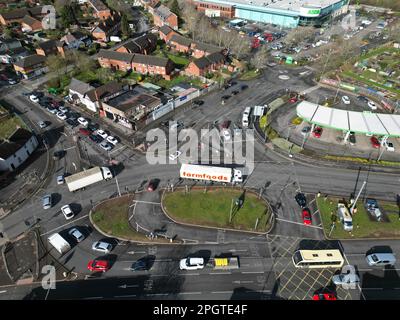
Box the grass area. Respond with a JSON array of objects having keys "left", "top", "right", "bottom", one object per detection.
[
  {"left": 153, "top": 75, "right": 205, "bottom": 89},
  {"left": 239, "top": 69, "right": 261, "bottom": 81},
  {"left": 317, "top": 197, "right": 400, "bottom": 239},
  {"left": 272, "top": 138, "right": 303, "bottom": 153},
  {"left": 0, "top": 107, "right": 28, "bottom": 140},
  {"left": 75, "top": 70, "right": 98, "bottom": 83},
  {"left": 259, "top": 115, "right": 268, "bottom": 129},
  {"left": 92, "top": 195, "right": 163, "bottom": 241},
  {"left": 324, "top": 155, "right": 400, "bottom": 166},
  {"left": 163, "top": 188, "right": 271, "bottom": 232}
]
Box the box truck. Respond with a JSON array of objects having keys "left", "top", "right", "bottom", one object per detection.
[
  {"left": 65, "top": 166, "right": 113, "bottom": 192},
  {"left": 242, "top": 107, "right": 251, "bottom": 127},
  {"left": 337, "top": 203, "right": 353, "bottom": 231},
  {"left": 180, "top": 164, "right": 242, "bottom": 184},
  {"left": 48, "top": 233, "right": 71, "bottom": 254}
]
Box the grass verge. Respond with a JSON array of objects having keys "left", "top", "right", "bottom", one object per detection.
[
  {"left": 163, "top": 188, "right": 271, "bottom": 232},
  {"left": 317, "top": 196, "right": 400, "bottom": 239},
  {"left": 324, "top": 155, "right": 400, "bottom": 166},
  {"left": 239, "top": 69, "right": 261, "bottom": 81}
]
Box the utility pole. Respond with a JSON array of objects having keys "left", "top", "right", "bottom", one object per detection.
[
  {"left": 229, "top": 198, "right": 234, "bottom": 223},
  {"left": 350, "top": 181, "right": 366, "bottom": 214}
]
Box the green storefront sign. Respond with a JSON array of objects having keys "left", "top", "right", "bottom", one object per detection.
[
  {"left": 286, "top": 56, "right": 293, "bottom": 64},
  {"left": 308, "top": 9, "right": 320, "bottom": 15}
]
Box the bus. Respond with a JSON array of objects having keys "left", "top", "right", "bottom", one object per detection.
[{"left": 292, "top": 249, "right": 344, "bottom": 269}]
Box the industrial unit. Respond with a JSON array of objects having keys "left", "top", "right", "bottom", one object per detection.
[{"left": 190, "top": 0, "right": 349, "bottom": 28}]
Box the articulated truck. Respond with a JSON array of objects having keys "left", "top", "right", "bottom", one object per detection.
[
  {"left": 180, "top": 164, "right": 242, "bottom": 184},
  {"left": 65, "top": 166, "right": 113, "bottom": 192}
]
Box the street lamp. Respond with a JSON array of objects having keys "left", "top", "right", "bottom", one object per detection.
[{"left": 108, "top": 151, "right": 121, "bottom": 197}]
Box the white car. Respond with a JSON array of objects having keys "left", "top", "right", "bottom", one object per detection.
[
  {"left": 385, "top": 142, "right": 395, "bottom": 152},
  {"left": 57, "top": 112, "right": 67, "bottom": 120},
  {"left": 222, "top": 129, "right": 231, "bottom": 141},
  {"left": 169, "top": 150, "right": 182, "bottom": 161},
  {"left": 179, "top": 257, "right": 204, "bottom": 270},
  {"left": 77, "top": 117, "right": 89, "bottom": 126},
  {"left": 342, "top": 96, "right": 351, "bottom": 105},
  {"left": 58, "top": 106, "right": 68, "bottom": 113},
  {"left": 100, "top": 141, "right": 112, "bottom": 151},
  {"left": 367, "top": 101, "right": 377, "bottom": 110},
  {"left": 92, "top": 241, "right": 112, "bottom": 254},
  {"left": 106, "top": 136, "right": 118, "bottom": 145},
  {"left": 57, "top": 175, "right": 64, "bottom": 185},
  {"left": 95, "top": 129, "right": 108, "bottom": 139},
  {"left": 29, "top": 95, "right": 39, "bottom": 103},
  {"left": 61, "top": 204, "right": 74, "bottom": 220},
  {"left": 68, "top": 228, "right": 85, "bottom": 242},
  {"left": 332, "top": 273, "right": 360, "bottom": 287},
  {"left": 38, "top": 121, "right": 47, "bottom": 129}
]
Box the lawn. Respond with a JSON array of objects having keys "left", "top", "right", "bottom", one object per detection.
[
  {"left": 0, "top": 107, "right": 28, "bottom": 140},
  {"left": 239, "top": 69, "right": 261, "bottom": 81},
  {"left": 163, "top": 188, "right": 271, "bottom": 232},
  {"left": 92, "top": 195, "right": 170, "bottom": 242},
  {"left": 155, "top": 51, "right": 190, "bottom": 68},
  {"left": 317, "top": 196, "right": 400, "bottom": 239},
  {"left": 154, "top": 75, "right": 204, "bottom": 89}
]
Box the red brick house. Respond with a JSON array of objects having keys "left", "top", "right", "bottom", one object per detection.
[
  {"left": 153, "top": 5, "right": 178, "bottom": 30},
  {"left": 91, "top": 13, "right": 121, "bottom": 42},
  {"left": 115, "top": 33, "right": 157, "bottom": 55},
  {"left": 191, "top": 41, "right": 223, "bottom": 59},
  {"left": 98, "top": 49, "right": 134, "bottom": 72},
  {"left": 20, "top": 15, "right": 42, "bottom": 32},
  {"left": 36, "top": 39, "right": 58, "bottom": 56},
  {"left": 193, "top": 0, "right": 235, "bottom": 19},
  {"left": 139, "top": 0, "right": 160, "bottom": 14},
  {"left": 185, "top": 51, "right": 225, "bottom": 77},
  {"left": 87, "top": 0, "right": 112, "bottom": 19},
  {"left": 158, "top": 25, "right": 177, "bottom": 42},
  {"left": 168, "top": 34, "right": 192, "bottom": 54},
  {"left": 13, "top": 54, "right": 48, "bottom": 79}
]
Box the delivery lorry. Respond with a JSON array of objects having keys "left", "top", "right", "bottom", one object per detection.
[
  {"left": 180, "top": 164, "right": 243, "bottom": 184},
  {"left": 212, "top": 257, "right": 239, "bottom": 270},
  {"left": 65, "top": 166, "right": 113, "bottom": 192},
  {"left": 48, "top": 233, "right": 71, "bottom": 254}
]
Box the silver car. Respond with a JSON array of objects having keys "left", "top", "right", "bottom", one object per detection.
[
  {"left": 68, "top": 228, "right": 85, "bottom": 243},
  {"left": 92, "top": 241, "right": 112, "bottom": 254}
]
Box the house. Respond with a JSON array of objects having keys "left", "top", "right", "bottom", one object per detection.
[
  {"left": 68, "top": 78, "right": 96, "bottom": 111},
  {"left": 115, "top": 33, "right": 157, "bottom": 55},
  {"left": 13, "top": 54, "right": 47, "bottom": 79},
  {"left": 0, "top": 128, "right": 39, "bottom": 172},
  {"left": 35, "top": 39, "right": 58, "bottom": 56},
  {"left": 139, "top": 0, "right": 160, "bottom": 14},
  {"left": 85, "top": 81, "right": 126, "bottom": 112},
  {"left": 158, "top": 25, "right": 177, "bottom": 42},
  {"left": 60, "top": 31, "right": 92, "bottom": 49},
  {"left": 168, "top": 34, "right": 192, "bottom": 54},
  {"left": 185, "top": 51, "right": 225, "bottom": 77},
  {"left": 153, "top": 5, "right": 178, "bottom": 30},
  {"left": 20, "top": 15, "right": 42, "bottom": 32},
  {"left": 87, "top": 0, "right": 112, "bottom": 19},
  {"left": 0, "top": 46, "right": 29, "bottom": 64},
  {"left": 0, "top": 38, "right": 22, "bottom": 52},
  {"left": 191, "top": 41, "right": 223, "bottom": 59},
  {"left": 91, "top": 14, "right": 121, "bottom": 42},
  {"left": 98, "top": 49, "right": 134, "bottom": 71},
  {"left": 0, "top": 6, "right": 44, "bottom": 25}
]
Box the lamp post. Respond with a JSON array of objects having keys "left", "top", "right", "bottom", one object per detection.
[{"left": 108, "top": 151, "right": 121, "bottom": 197}]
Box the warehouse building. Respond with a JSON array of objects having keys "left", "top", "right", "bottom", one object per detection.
[{"left": 191, "top": 0, "right": 349, "bottom": 28}]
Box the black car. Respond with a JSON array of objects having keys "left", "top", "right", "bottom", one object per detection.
[
  {"left": 66, "top": 118, "right": 78, "bottom": 128},
  {"left": 130, "top": 256, "right": 155, "bottom": 271},
  {"left": 349, "top": 132, "right": 356, "bottom": 145},
  {"left": 89, "top": 134, "right": 103, "bottom": 143},
  {"left": 193, "top": 100, "right": 204, "bottom": 106},
  {"left": 357, "top": 95, "right": 368, "bottom": 102},
  {"left": 232, "top": 90, "right": 240, "bottom": 95},
  {"left": 87, "top": 123, "right": 99, "bottom": 132},
  {"left": 53, "top": 150, "right": 66, "bottom": 160},
  {"left": 295, "top": 193, "right": 307, "bottom": 208},
  {"left": 221, "top": 95, "right": 231, "bottom": 100},
  {"left": 229, "top": 81, "right": 237, "bottom": 86},
  {"left": 241, "top": 85, "right": 249, "bottom": 90},
  {"left": 224, "top": 84, "right": 232, "bottom": 90}
]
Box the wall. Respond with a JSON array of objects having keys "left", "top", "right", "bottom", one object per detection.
[
  {"left": 235, "top": 8, "right": 299, "bottom": 28},
  {"left": 0, "top": 135, "right": 39, "bottom": 172}
]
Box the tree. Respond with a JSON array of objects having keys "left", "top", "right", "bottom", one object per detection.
[
  {"left": 66, "top": 51, "right": 96, "bottom": 73},
  {"left": 121, "top": 14, "right": 130, "bottom": 37},
  {"left": 169, "top": 0, "right": 181, "bottom": 17},
  {"left": 46, "top": 55, "right": 67, "bottom": 78},
  {"left": 250, "top": 47, "right": 268, "bottom": 71},
  {"left": 3, "top": 27, "right": 15, "bottom": 40},
  {"left": 60, "top": 5, "right": 76, "bottom": 28},
  {"left": 285, "top": 26, "right": 315, "bottom": 46},
  {"left": 96, "top": 68, "right": 114, "bottom": 83}
]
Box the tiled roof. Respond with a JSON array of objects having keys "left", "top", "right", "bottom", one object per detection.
[
  {"left": 154, "top": 5, "right": 174, "bottom": 20},
  {"left": 169, "top": 34, "right": 192, "bottom": 47},
  {"left": 193, "top": 51, "right": 225, "bottom": 69},
  {"left": 85, "top": 81, "right": 124, "bottom": 102},
  {"left": 98, "top": 49, "right": 134, "bottom": 62},
  {"left": 88, "top": 0, "right": 109, "bottom": 12},
  {"left": 132, "top": 54, "right": 170, "bottom": 67},
  {"left": 21, "top": 15, "right": 41, "bottom": 27},
  {"left": 13, "top": 54, "right": 46, "bottom": 68},
  {"left": 69, "top": 78, "right": 95, "bottom": 96},
  {"left": 193, "top": 41, "right": 222, "bottom": 54},
  {"left": 159, "top": 25, "right": 173, "bottom": 36}
]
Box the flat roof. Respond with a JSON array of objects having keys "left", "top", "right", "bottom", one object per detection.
[
  {"left": 195, "top": 0, "right": 342, "bottom": 14},
  {"left": 297, "top": 101, "right": 400, "bottom": 137}
]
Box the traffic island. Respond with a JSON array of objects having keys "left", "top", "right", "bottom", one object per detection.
[
  {"left": 90, "top": 194, "right": 175, "bottom": 243},
  {"left": 317, "top": 196, "right": 400, "bottom": 239},
  {"left": 162, "top": 187, "right": 272, "bottom": 233}
]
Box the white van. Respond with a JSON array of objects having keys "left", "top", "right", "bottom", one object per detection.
[
  {"left": 242, "top": 107, "right": 251, "bottom": 128},
  {"left": 366, "top": 253, "right": 396, "bottom": 267},
  {"left": 337, "top": 203, "right": 353, "bottom": 231}
]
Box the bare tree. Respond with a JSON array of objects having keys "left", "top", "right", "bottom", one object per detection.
[
  {"left": 285, "top": 26, "right": 315, "bottom": 46},
  {"left": 250, "top": 46, "right": 269, "bottom": 71}
]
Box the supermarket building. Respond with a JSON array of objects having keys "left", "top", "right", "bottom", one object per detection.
[{"left": 190, "top": 0, "right": 349, "bottom": 28}]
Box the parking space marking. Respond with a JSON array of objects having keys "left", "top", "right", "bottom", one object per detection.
[{"left": 40, "top": 214, "right": 89, "bottom": 236}]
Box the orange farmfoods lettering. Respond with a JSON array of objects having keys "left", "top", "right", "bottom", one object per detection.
[{"left": 182, "top": 171, "right": 229, "bottom": 181}]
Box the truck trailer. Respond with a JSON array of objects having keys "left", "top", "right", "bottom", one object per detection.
[
  {"left": 212, "top": 257, "right": 239, "bottom": 270},
  {"left": 65, "top": 166, "right": 113, "bottom": 192},
  {"left": 180, "top": 164, "right": 242, "bottom": 184},
  {"left": 48, "top": 233, "right": 71, "bottom": 254}
]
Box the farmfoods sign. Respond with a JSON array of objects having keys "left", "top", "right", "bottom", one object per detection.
[{"left": 299, "top": 7, "right": 321, "bottom": 17}]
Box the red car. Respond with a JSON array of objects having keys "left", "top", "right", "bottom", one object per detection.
[
  {"left": 312, "top": 293, "right": 337, "bottom": 300},
  {"left": 79, "top": 128, "right": 91, "bottom": 136},
  {"left": 87, "top": 260, "right": 110, "bottom": 272},
  {"left": 302, "top": 208, "right": 312, "bottom": 225},
  {"left": 313, "top": 127, "right": 323, "bottom": 138},
  {"left": 370, "top": 136, "right": 380, "bottom": 149},
  {"left": 289, "top": 97, "right": 298, "bottom": 103}
]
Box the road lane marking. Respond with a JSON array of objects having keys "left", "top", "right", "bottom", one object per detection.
[
  {"left": 63, "top": 146, "right": 76, "bottom": 151},
  {"left": 83, "top": 297, "right": 103, "bottom": 299},
  {"left": 146, "top": 293, "right": 169, "bottom": 296},
  {"left": 0, "top": 290, "right": 7, "bottom": 294},
  {"left": 275, "top": 218, "right": 323, "bottom": 229},
  {"left": 241, "top": 271, "right": 265, "bottom": 274},
  {"left": 40, "top": 214, "right": 89, "bottom": 236},
  {"left": 211, "top": 291, "right": 233, "bottom": 294},
  {"left": 178, "top": 292, "right": 202, "bottom": 295},
  {"left": 184, "top": 273, "right": 200, "bottom": 276},
  {"left": 209, "top": 272, "right": 231, "bottom": 275},
  {"left": 114, "top": 294, "right": 137, "bottom": 298}
]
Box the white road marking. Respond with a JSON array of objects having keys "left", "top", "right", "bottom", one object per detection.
[
  {"left": 184, "top": 273, "right": 200, "bottom": 276},
  {"left": 0, "top": 290, "right": 7, "bottom": 294},
  {"left": 130, "top": 200, "right": 161, "bottom": 205},
  {"left": 40, "top": 214, "right": 89, "bottom": 236},
  {"left": 241, "top": 271, "right": 265, "bottom": 274},
  {"left": 146, "top": 293, "right": 169, "bottom": 296},
  {"left": 275, "top": 218, "right": 323, "bottom": 229},
  {"left": 211, "top": 291, "right": 233, "bottom": 294},
  {"left": 114, "top": 294, "right": 137, "bottom": 298},
  {"left": 83, "top": 297, "right": 103, "bottom": 299},
  {"left": 178, "top": 292, "right": 202, "bottom": 295},
  {"left": 209, "top": 272, "right": 231, "bottom": 275},
  {"left": 63, "top": 146, "right": 76, "bottom": 151}
]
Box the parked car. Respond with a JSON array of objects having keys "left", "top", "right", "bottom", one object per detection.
[
  {"left": 46, "top": 106, "right": 57, "bottom": 114},
  {"left": 385, "top": 142, "right": 395, "bottom": 152},
  {"left": 147, "top": 179, "right": 158, "bottom": 192},
  {"left": 219, "top": 120, "right": 230, "bottom": 129},
  {"left": 61, "top": 204, "right": 74, "bottom": 220},
  {"left": 370, "top": 136, "right": 380, "bottom": 149},
  {"left": 68, "top": 228, "right": 85, "bottom": 243},
  {"left": 357, "top": 95, "right": 369, "bottom": 103},
  {"left": 89, "top": 134, "right": 103, "bottom": 143},
  {"left": 87, "top": 259, "right": 110, "bottom": 272},
  {"left": 29, "top": 94, "right": 40, "bottom": 103},
  {"left": 130, "top": 257, "right": 153, "bottom": 271},
  {"left": 221, "top": 95, "right": 231, "bottom": 101},
  {"left": 42, "top": 194, "right": 52, "bottom": 210},
  {"left": 38, "top": 121, "right": 47, "bottom": 129},
  {"left": 349, "top": 132, "right": 356, "bottom": 145},
  {"left": 295, "top": 193, "right": 307, "bottom": 208},
  {"left": 92, "top": 241, "right": 112, "bottom": 254},
  {"left": 193, "top": 100, "right": 204, "bottom": 106},
  {"left": 367, "top": 100, "right": 377, "bottom": 110},
  {"left": 79, "top": 128, "right": 91, "bottom": 136},
  {"left": 301, "top": 126, "right": 311, "bottom": 135},
  {"left": 312, "top": 127, "right": 323, "bottom": 138},
  {"left": 222, "top": 129, "right": 231, "bottom": 141},
  {"left": 100, "top": 141, "right": 112, "bottom": 151},
  {"left": 58, "top": 106, "right": 68, "bottom": 113},
  {"left": 56, "top": 112, "right": 67, "bottom": 121},
  {"left": 332, "top": 273, "right": 360, "bottom": 287},
  {"left": 87, "top": 123, "right": 99, "bottom": 132},
  {"left": 312, "top": 293, "right": 337, "bottom": 300},
  {"left": 241, "top": 85, "right": 248, "bottom": 91},
  {"left": 66, "top": 118, "right": 78, "bottom": 128},
  {"left": 179, "top": 257, "right": 205, "bottom": 270},
  {"left": 106, "top": 136, "right": 118, "bottom": 145},
  {"left": 289, "top": 97, "right": 298, "bottom": 103},
  {"left": 95, "top": 129, "right": 108, "bottom": 139},
  {"left": 231, "top": 90, "right": 239, "bottom": 95},
  {"left": 366, "top": 253, "right": 396, "bottom": 267},
  {"left": 342, "top": 96, "right": 351, "bottom": 104},
  {"left": 57, "top": 175, "right": 64, "bottom": 185},
  {"left": 302, "top": 208, "right": 312, "bottom": 225},
  {"left": 77, "top": 117, "right": 89, "bottom": 126},
  {"left": 53, "top": 150, "right": 65, "bottom": 159},
  {"left": 169, "top": 150, "right": 182, "bottom": 161}
]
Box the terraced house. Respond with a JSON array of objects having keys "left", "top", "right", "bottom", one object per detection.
[
  {"left": 185, "top": 51, "right": 226, "bottom": 77},
  {"left": 91, "top": 13, "right": 121, "bottom": 42},
  {"left": 13, "top": 54, "right": 47, "bottom": 79},
  {"left": 153, "top": 4, "right": 178, "bottom": 30},
  {"left": 115, "top": 33, "right": 157, "bottom": 55}
]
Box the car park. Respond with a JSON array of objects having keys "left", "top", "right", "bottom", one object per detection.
[
  {"left": 87, "top": 260, "right": 110, "bottom": 272},
  {"left": 95, "top": 130, "right": 108, "bottom": 139},
  {"left": 179, "top": 257, "right": 205, "bottom": 270},
  {"left": 61, "top": 204, "right": 74, "bottom": 220},
  {"left": 231, "top": 90, "right": 239, "bottom": 95},
  {"left": 193, "top": 100, "right": 204, "bottom": 106},
  {"left": 106, "top": 136, "right": 118, "bottom": 145},
  {"left": 79, "top": 128, "right": 91, "bottom": 136},
  {"left": 77, "top": 117, "right": 89, "bottom": 126},
  {"left": 92, "top": 241, "right": 112, "bottom": 254},
  {"left": 241, "top": 85, "right": 248, "bottom": 90},
  {"left": 57, "top": 175, "right": 65, "bottom": 185},
  {"left": 370, "top": 136, "right": 380, "bottom": 149},
  {"left": 366, "top": 253, "right": 396, "bottom": 267},
  {"left": 295, "top": 193, "right": 307, "bottom": 208},
  {"left": 56, "top": 112, "right": 67, "bottom": 121},
  {"left": 367, "top": 101, "right": 377, "bottom": 110},
  {"left": 302, "top": 208, "right": 312, "bottom": 225},
  {"left": 342, "top": 96, "right": 351, "bottom": 104},
  {"left": 66, "top": 118, "right": 78, "bottom": 128},
  {"left": 169, "top": 150, "right": 182, "bottom": 161},
  {"left": 100, "top": 141, "right": 112, "bottom": 151},
  {"left": 89, "top": 134, "right": 103, "bottom": 143},
  {"left": 68, "top": 228, "right": 85, "bottom": 243},
  {"left": 312, "top": 127, "right": 323, "bottom": 138}
]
